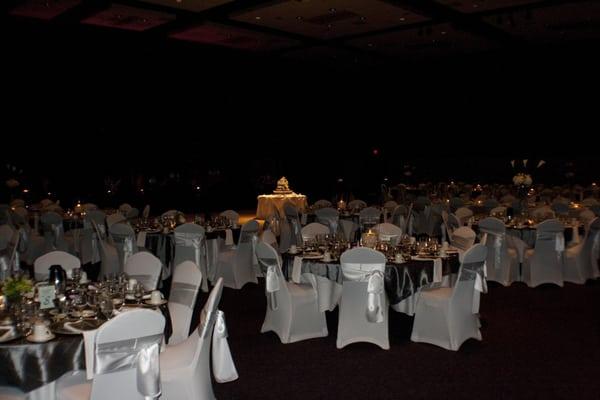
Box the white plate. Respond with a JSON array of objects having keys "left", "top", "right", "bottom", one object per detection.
[
  {"left": 26, "top": 333, "right": 56, "bottom": 343},
  {"left": 144, "top": 299, "right": 167, "bottom": 306}
]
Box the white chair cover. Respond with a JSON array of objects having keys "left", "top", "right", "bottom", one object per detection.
[
  {"left": 125, "top": 251, "right": 162, "bottom": 291},
  {"left": 106, "top": 212, "right": 126, "bottom": 229},
  {"left": 34, "top": 251, "right": 81, "bottom": 282},
  {"left": 109, "top": 223, "right": 137, "bottom": 275},
  {"left": 391, "top": 205, "right": 408, "bottom": 234},
  {"left": 337, "top": 247, "right": 389, "bottom": 350},
  {"left": 168, "top": 260, "right": 202, "bottom": 346},
  {"left": 142, "top": 205, "right": 151, "bottom": 220},
  {"left": 478, "top": 217, "right": 519, "bottom": 286},
  {"left": 40, "top": 212, "right": 70, "bottom": 253},
  {"left": 348, "top": 199, "right": 367, "bottom": 211},
  {"left": 450, "top": 227, "right": 476, "bottom": 253},
  {"left": 173, "top": 223, "right": 209, "bottom": 292},
  {"left": 160, "top": 278, "right": 238, "bottom": 400},
  {"left": 56, "top": 309, "right": 165, "bottom": 400},
  {"left": 522, "top": 219, "right": 564, "bottom": 287},
  {"left": 411, "top": 244, "right": 487, "bottom": 351},
  {"left": 312, "top": 199, "right": 332, "bottom": 209},
  {"left": 219, "top": 210, "right": 239, "bottom": 225},
  {"left": 256, "top": 242, "right": 327, "bottom": 343},
  {"left": 279, "top": 203, "right": 303, "bottom": 253},
  {"left": 300, "top": 223, "right": 330, "bottom": 242},
  {"left": 314, "top": 207, "right": 340, "bottom": 236},
  {"left": 215, "top": 220, "right": 259, "bottom": 289},
  {"left": 90, "top": 220, "right": 119, "bottom": 279},
  {"left": 455, "top": 207, "right": 474, "bottom": 226},
  {"left": 339, "top": 219, "right": 359, "bottom": 242},
  {"left": 564, "top": 217, "right": 600, "bottom": 283},
  {"left": 359, "top": 207, "right": 382, "bottom": 230},
  {"left": 373, "top": 223, "right": 402, "bottom": 245}
]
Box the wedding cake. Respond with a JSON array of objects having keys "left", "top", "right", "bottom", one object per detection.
[{"left": 273, "top": 176, "right": 293, "bottom": 194}]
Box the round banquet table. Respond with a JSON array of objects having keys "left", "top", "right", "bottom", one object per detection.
[
  {"left": 281, "top": 253, "right": 460, "bottom": 309},
  {"left": 256, "top": 193, "right": 308, "bottom": 219}
]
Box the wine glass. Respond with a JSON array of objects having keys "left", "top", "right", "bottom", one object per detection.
[
  {"left": 134, "top": 283, "right": 144, "bottom": 304},
  {"left": 99, "top": 297, "right": 113, "bottom": 320}
]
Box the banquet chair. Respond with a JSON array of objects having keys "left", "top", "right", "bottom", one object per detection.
[
  {"left": 490, "top": 206, "right": 507, "bottom": 218},
  {"left": 450, "top": 227, "right": 476, "bottom": 253},
  {"left": 391, "top": 205, "right": 408, "bottom": 233},
  {"left": 359, "top": 207, "right": 382, "bottom": 231},
  {"left": 483, "top": 199, "right": 500, "bottom": 213},
  {"left": 446, "top": 213, "right": 461, "bottom": 238},
  {"left": 383, "top": 201, "right": 398, "bottom": 221},
  {"left": 500, "top": 194, "right": 516, "bottom": 206},
  {"left": 40, "top": 211, "right": 72, "bottom": 254},
  {"left": 160, "top": 278, "right": 238, "bottom": 400},
  {"left": 34, "top": 251, "right": 81, "bottom": 281},
  {"left": 339, "top": 219, "right": 359, "bottom": 242},
  {"left": 82, "top": 203, "right": 97, "bottom": 212},
  {"left": 109, "top": 223, "right": 138, "bottom": 274},
  {"left": 301, "top": 222, "right": 330, "bottom": 243},
  {"left": 348, "top": 199, "right": 367, "bottom": 211},
  {"left": 314, "top": 207, "right": 340, "bottom": 236},
  {"left": 279, "top": 203, "right": 302, "bottom": 253},
  {"left": 40, "top": 199, "right": 54, "bottom": 208},
  {"left": 10, "top": 199, "right": 25, "bottom": 208},
  {"left": 214, "top": 220, "right": 259, "bottom": 289},
  {"left": 56, "top": 309, "right": 165, "bottom": 400},
  {"left": 312, "top": 199, "right": 332, "bottom": 209},
  {"left": 124, "top": 251, "right": 162, "bottom": 291},
  {"left": 337, "top": 247, "right": 389, "bottom": 349},
  {"left": 564, "top": 217, "right": 600, "bottom": 284},
  {"left": 521, "top": 219, "right": 565, "bottom": 287},
  {"left": 10, "top": 209, "right": 45, "bottom": 265},
  {"left": 551, "top": 202, "right": 570, "bottom": 217},
  {"left": 256, "top": 242, "right": 328, "bottom": 343},
  {"left": 449, "top": 197, "right": 464, "bottom": 213},
  {"left": 168, "top": 260, "right": 202, "bottom": 346},
  {"left": 219, "top": 210, "right": 240, "bottom": 226},
  {"left": 118, "top": 203, "right": 133, "bottom": 216},
  {"left": 125, "top": 208, "right": 139, "bottom": 220},
  {"left": 161, "top": 210, "right": 182, "bottom": 219},
  {"left": 582, "top": 197, "right": 599, "bottom": 207},
  {"left": 579, "top": 209, "right": 596, "bottom": 228},
  {"left": 142, "top": 205, "right": 151, "bottom": 219},
  {"left": 454, "top": 207, "right": 474, "bottom": 226},
  {"left": 260, "top": 228, "right": 278, "bottom": 248},
  {"left": 173, "top": 223, "right": 209, "bottom": 292},
  {"left": 531, "top": 206, "right": 555, "bottom": 221},
  {"left": 373, "top": 223, "right": 402, "bottom": 245},
  {"left": 478, "top": 217, "right": 520, "bottom": 286},
  {"left": 90, "top": 220, "right": 119, "bottom": 279},
  {"left": 105, "top": 212, "right": 125, "bottom": 229},
  {"left": 410, "top": 244, "right": 487, "bottom": 351},
  {"left": 0, "top": 224, "right": 15, "bottom": 251}
]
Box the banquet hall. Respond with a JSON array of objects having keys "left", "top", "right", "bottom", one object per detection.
[{"left": 2, "top": 1, "right": 600, "bottom": 399}]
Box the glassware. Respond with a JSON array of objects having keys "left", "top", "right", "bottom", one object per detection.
[
  {"left": 134, "top": 283, "right": 144, "bottom": 304},
  {"left": 99, "top": 296, "right": 113, "bottom": 320}
]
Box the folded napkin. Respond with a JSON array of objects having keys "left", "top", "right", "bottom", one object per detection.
[
  {"left": 0, "top": 326, "right": 15, "bottom": 340},
  {"left": 433, "top": 258, "right": 443, "bottom": 283},
  {"left": 225, "top": 229, "right": 234, "bottom": 246},
  {"left": 137, "top": 231, "right": 147, "bottom": 248},
  {"left": 292, "top": 256, "right": 303, "bottom": 283},
  {"left": 64, "top": 320, "right": 99, "bottom": 333}
]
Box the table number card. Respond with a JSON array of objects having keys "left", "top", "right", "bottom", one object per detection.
[{"left": 38, "top": 285, "right": 56, "bottom": 309}]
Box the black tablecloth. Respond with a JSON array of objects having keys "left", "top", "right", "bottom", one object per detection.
[{"left": 282, "top": 253, "right": 460, "bottom": 306}]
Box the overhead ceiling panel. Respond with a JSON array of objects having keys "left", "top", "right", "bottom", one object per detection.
[
  {"left": 137, "top": 0, "right": 233, "bottom": 13},
  {"left": 231, "top": 0, "right": 428, "bottom": 39},
  {"left": 9, "top": 0, "right": 81, "bottom": 20},
  {"left": 170, "top": 23, "right": 301, "bottom": 50},
  {"left": 435, "top": 0, "right": 540, "bottom": 14},
  {"left": 82, "top": 4, "right": 175, "bottom": 31},
  {"left": 484, "top": 1, "right": 600, "bottom": 42},
  {"left": 347, "top": 23, "right": 493, "bottom": 58}
]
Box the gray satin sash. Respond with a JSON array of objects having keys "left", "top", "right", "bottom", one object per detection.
[
  {"left": 94, "top": 333, "right": 163, "bottom": 399},
  {"left": 170, "top": 282, "right": 197, "bottom": 307}
]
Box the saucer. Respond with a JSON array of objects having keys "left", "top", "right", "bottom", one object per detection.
[
  {"left": 144, "top": 299, "right": 168, "bottom": 306},
  {"left": 26, "top": 333, "right": 56, "bottom": 343}
]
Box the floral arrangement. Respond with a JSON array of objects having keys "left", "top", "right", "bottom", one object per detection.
[
  {"left": 513, "top": 173, "right": 533, "bottom": 187},
  {"left": 1, "top": 275, "right": 33, "bottom": 301}
]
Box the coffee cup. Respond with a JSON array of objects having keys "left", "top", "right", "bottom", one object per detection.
[
  {"left": 150, "top": 290, "right": 163, "bottom": 304},
  {"left": 32, "top": 321, "right": 52, "bottom": 340}
]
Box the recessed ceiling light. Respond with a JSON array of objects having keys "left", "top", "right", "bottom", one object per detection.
[
  {"left": 329, "top": 8, "right": 336, "bottom": 13},
  {"left": 255, "top": 16, "right": 261, "bottom": 20},
  {"left": 296, "top": 15, "right": 302, "bottom": 20},
  {"left": 441, "top": 31, "right": 447, "bottom": 35},
  {"left": 367, "top": 43, "right": 373, "bottom": 47},
  {"left": 399, "top": 17, "right": 405, "bottom": 21}
]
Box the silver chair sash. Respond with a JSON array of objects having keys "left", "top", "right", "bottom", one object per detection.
[
  {"left": 94, "top": 333, "right": 163, "bottom": 399},
  {"left": 536, "top": 230, "right": 565, "bottom": 259},
  {"left": 481, "top": 231, "right": 504, "bottom": 270},
  {"left": 258, "top": 256, "right": 280, "bottom": 310},
  {"left": 343, "top": 263, "right": 386, "bottom": 324},
  {"left": 212, "top": 310, "right": 239, "bottom": 383},
  {"left": 124, "top": 236, "right": 134, "bottom": 266},
  {"left": 170, "top": 282, "right": 197, "bottom": 307},
  {"left": 174, "top": 232, "right": 209, "bottom": 292}
]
